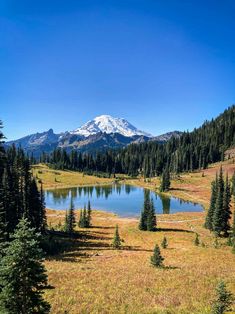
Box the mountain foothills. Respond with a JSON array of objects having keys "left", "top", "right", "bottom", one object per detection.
[
  {"left": 41, "top": 106, "right": 235, "bottom": 177},
  {"left": 5, "top": 115, "right": 181, "bottom": 156}
]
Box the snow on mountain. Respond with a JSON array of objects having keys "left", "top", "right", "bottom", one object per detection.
[{"left": 71, "top": 115, "right": 153, "bottom": 137}]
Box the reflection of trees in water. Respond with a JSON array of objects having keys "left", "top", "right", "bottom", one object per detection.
[
  {"left": 48, "top": 184, "right": 136, "bottom": 204},
  {"left": 161, "top": 197, "right": 171, "bottom": 214}
]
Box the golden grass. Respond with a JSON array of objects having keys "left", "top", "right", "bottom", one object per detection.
[
  {"left": 32, "top": 164, "right": 113, "bottom": 189},
  {"left": 35, "top": 161, "right": 235, "bottom": 313},
  {"left": 45, "top": 209, "right": 235, "bottom": 314},
  {"left": 125, "top": 159, "right": 235, "bottom": 210}
]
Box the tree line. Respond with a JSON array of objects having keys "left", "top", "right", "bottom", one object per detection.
[
  {"left": 0, "top": 122, "right": 50, "bottom": 313},
  {"left": 39, "top": 106, "right": 235, "bottom": 178}
]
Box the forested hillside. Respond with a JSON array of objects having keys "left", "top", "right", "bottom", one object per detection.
[{"left": 42, "top": 106, "right": 235, "bottom": 177}]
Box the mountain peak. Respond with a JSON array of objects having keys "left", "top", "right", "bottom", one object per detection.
[{"left": 71, "top": 115, "right": 153, "bottom": 138}]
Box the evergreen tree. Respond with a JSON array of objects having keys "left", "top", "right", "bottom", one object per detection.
[
  {"left": 221, "top": 174, "right": 231, "bottom": 237},
  {"left": 160, "top": 167, "right": 171, "bottom": 192},
  {"left": 146, "top": 197, "right": 156, "bottom": 231},
  {"left": 138, "top": 210, "right": 146, "bottom": 230},
  {"left": 112, "top": 225, "right": 121, "bottom": 249},
  {"left": 66, "top": 197, "right": 76, "bottom": 235},
  {"left": 213, "top": 166, "right": 225, "bottom": 236},
  {"left": 150, "top": 244, "right": 164, "bottom": 268},
  {"left": 139, "top": 190, "right": 156, "bottom": 231},
  {"left": 161, "top": 236, "right": 168, "bottom": 249},
  {"left": 0, "top": 217, "right": 50, "bottom": 314},
  {"left": 211, "top": 281, "right": 233, "bottom": 314},
  {"left": 205, "top": 176, "right": 218, "bottom": 231}
]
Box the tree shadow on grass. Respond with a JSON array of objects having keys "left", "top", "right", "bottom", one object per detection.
[
  {"left": 155, "top": 227, "right": 193, "bottom": 233},
  {"left": 90, "top": 225, "right": 115, "bottom": 230}
]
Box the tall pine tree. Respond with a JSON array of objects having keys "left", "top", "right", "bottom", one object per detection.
[
  {"left": 205, "top": 175, "right": 218, "bottom": 231},
  {"left": 0, "top": 217, "right": 50, "bottom": 314}
]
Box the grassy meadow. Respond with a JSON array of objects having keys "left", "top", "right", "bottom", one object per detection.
[
  {"left": 45, "top": 210, "right": 235, "bottom": 314},
  {"left": 32, "top": 164, "right": 114, "bottom": 189},
  {"left": 33, "top": 160, "right": 235, "bottom": 313}
]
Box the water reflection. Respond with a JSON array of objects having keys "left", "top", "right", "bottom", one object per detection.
[{"left": 45, "top": 184, "right": 203, "bottom": 217}]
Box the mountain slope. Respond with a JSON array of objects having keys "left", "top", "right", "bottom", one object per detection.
[{"left": 5, "top": 115, "right": 182, "bottom": 156}]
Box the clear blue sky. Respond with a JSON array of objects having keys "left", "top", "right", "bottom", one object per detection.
[{"left": 1, "top": 0, "right": 235, "bottom": 140}]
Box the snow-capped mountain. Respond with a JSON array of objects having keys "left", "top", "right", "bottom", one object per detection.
[
  {"left": 71, "top": 115, "right": 153, "bottom": 137},
  {"left": 5, "top": 115, "right": 182, "bottom": 157}
]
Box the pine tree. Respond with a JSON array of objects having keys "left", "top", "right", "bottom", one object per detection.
[
  {"left": 160, "top": 167, "right": 171, "bottom": 192},
  {"left": 112, "top": 225, "right": 121, "bottom": 249},
  {"left": 66, "top": 197, "right": 76, "bottom": 235},
  {"left": 146, "top": 197, "right": 156, "bottom": 231},
  {"left": 205, "top": 176, "right": 217, "bottom": 231},
  {"left": 0, "top": 217, "right": 50, "bottom": 314},
  {"left": 139, "top": 210, "right": 146, "bottom": 230},
  {"left": 150, "top": 244, "right": 164, "bottom": 268},
  {"left": 213, "top": 166, "right": 225, "bottom": 236},
  {"left": 211, "top": 281, "right": 233, "bottom": 314},
  {"left": 161, "top": 236, "right": 168, "bottom": 249},
  {"left": 221, "top": 174, "right": 231, "bottom": 237}
]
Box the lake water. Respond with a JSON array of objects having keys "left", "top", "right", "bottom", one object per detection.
[{"left": 45, "top": 184, "right": 203, "bottom": 217}]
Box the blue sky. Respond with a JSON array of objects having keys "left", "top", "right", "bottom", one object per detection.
[{"left": 1, "top": 0, "right": 235, "bottom": 140}]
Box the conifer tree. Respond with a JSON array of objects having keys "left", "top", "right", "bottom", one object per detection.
[
  {"left": 221, "top": 174, "right": 231, "bottom": 237},
  {"left": 213, "top": 166, "right": 225, "bottom": 236},
  {"left": 66, "top": 198, "right": 76, "bottom": 235},
  {"left": 112, "top": 225, "right": 121, "bottom": 249},
  {"left": 139, "top": 210, "right": 146, "bottom": 230},
  {"left": 150, "top": 244, "right": 164, "bottom": 268},
  {"left": 161, "top": 236, "right": 168, "bottom": 249},
  {"left": 205, "top": 176, "right": 217, "bottom": 231},
  {"left": 160, "top": 167, "right": 171, "bottom": 192},
  {"left": 139, "top": 190, "right": 157, "bottom": 231},
  {"left": 146, "top": 197, "right": 156, "bottom": 231},
  {"left": 211, "top": 281, "right": 233, "bottom": 314},
  {"left": 0, "top": 217, "right": 50, "bottom": 314}
]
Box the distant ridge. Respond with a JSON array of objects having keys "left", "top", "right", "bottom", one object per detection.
[{"left": 5, "top": 115, "right": 182, "bottom": 156}]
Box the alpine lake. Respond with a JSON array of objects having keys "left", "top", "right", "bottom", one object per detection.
[{"left": 45, "top": 184, "right": 203, "bottom": 217}]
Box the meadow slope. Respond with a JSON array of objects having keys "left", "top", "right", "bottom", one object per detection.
[{"left": 34, "top": 160, "right": 235, "bottom": 313}]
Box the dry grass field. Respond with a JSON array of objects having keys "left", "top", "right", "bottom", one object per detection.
[
  {"left": 32, "top": 164, "right": 113, "bottom": 189},
  {"left": 45, "top": 210, "right": 235, "bottom": 314},
  {"left": 126, "top": 158, "right": 235, "bottom": 210},
  {"left": 35, "top": 160, "right": 235, "bottom": 313}
]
